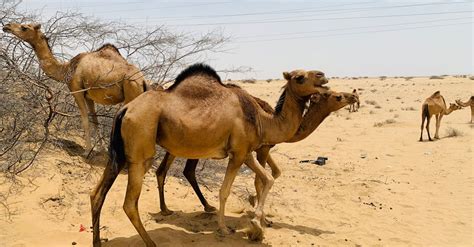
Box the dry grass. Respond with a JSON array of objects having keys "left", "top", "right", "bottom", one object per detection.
[{"left": 242, "top": 79, "right": 257, "bottom": 84}]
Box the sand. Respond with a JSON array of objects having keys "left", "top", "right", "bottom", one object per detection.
[{"left": 0, "top": 76, "right": 472, "bottom": 246}]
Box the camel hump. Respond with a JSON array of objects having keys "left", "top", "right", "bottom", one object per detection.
[
  {"left": 431, "top": 91, "right": 441, "bottom": 97},
  {"left": 168, "top": 63, "right": 222, "bottom": 90},
  {"left": 96, "top": 43, "right": 121, "bottom": 54}
]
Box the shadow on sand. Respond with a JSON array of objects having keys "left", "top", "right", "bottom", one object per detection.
[{"left": 104, "top": 210, "right": 333, "bottom": 246}]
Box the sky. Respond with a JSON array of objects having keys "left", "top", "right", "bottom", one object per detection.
[{"left": 14, "top": 0, "right": 474, "bottom": 79}]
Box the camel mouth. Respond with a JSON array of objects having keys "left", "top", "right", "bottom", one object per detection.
[{"left": 2, "top": 26, "right": 11, "bottom": 32}]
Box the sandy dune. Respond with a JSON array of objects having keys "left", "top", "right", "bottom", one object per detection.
[{"left": 1, "top": 77, "right": 472, "bottom": 246}]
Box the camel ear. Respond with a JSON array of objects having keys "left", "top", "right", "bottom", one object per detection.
[
  {"left": 33, "top": 23, "right": 41, "bottom": 30},
  {"left": 283, "top": 72, "right": 291, "bottom": 81}
]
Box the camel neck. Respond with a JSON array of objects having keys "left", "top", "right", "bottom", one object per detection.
[
  {"left": 286, "top": 103, "right": 332, "bottom": 143},
  {"left": 444, "top": 108, "right": 455, "bottom": 115},
  {"left": 30, "top": 37, "right": 67, "bottom": 82},
  {"left": 260, "top": 89, "right": 306, "bottom": 144}
]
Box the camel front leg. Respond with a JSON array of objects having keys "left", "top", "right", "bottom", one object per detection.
[
  {"left": 124, "top": 158, "right": 156, "bottom": 247},
  {"left": 72, "top": 92, "right": 92, "bottom": 153},
  {"left": 155, "top": 152, "right": 175, "bottom": 216},
  {"left": 244, "top": 154, "right": 274, "bottom": 241},
  {"left": 434, "top": 114, "right": 441, "bottom": 139},
  {"left": 85, "top": 97, "right": 105, "bottom": 149},
  {"left": 217, "top": 153, "right": 245, "bottom": 236},
  {"left": 470, "top": 106, "right": 473, "bottom": 123},
  {"left": 183, "top": 159, "right": 217, "bottom": 213}
]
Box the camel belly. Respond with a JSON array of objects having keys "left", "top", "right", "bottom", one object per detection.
[
  {"left": 155, "top": 107, "right": 239, "bottom": 159},
  {"left": 85, "top": 86, "right": 124, "bottom": 105}
]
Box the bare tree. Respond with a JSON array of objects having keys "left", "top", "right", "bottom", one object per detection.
[{"left": 0, "top": 2, "right": 229, "bottom": 174}]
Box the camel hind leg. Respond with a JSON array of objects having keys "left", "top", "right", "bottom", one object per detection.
[
  {"left": 182, "top": 159, "right": 217, "bottom": 213},
  {"left": 426, "top": 115, "right": 433, "bottom": 141},
  {"left": 90, "top": 161, "right": 122, "bottom": 247},
  {"left": 156, "top": 152, "right": 176, "bottom": 216}
]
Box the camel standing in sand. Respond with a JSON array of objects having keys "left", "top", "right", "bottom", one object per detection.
[
  {"left": 90, "top": 63, "right": 328, "bottom": 246},
  {"left": 419, "top": 91, "right": 461, "bottom": 141},
  {"left": 3, "top": 23, "right": 148, "bottom": 152},
  {"left": 156, "top": 90, "right": 357, "bottom": 217},
  {"left": 455, "top": 96, "right": 474, "bottom": 123},
  {"left": 349, "top": 89, "right": 360, "bottom": 112}
]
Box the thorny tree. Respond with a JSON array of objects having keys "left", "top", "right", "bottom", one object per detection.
[{"left": 0, "top": 2, "right": 229, "bottom": 175}]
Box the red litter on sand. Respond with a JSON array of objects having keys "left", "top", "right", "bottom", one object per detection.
[{"left": 79, "top": 224, "right": 86, "bottom": 232}]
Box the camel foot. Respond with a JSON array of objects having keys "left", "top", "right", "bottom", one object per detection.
[
  {"left": 434, "top": 136, "right": 439, "bottom": 139},
  {"left": 160, "top": 208, "right": 174, "bottom": 216},
  {"left": 216, "top": 226, "right": 235, "bottom": 236},
  {"left": 261, "top": 217, "right": 273, "bottom": 227},
  {"left": 247, "top": 218, "right": 264, "bottom": 242},
  {"left": 204, "top": 205, "right": 217, "bottom": 213},
  {"left": 428, "top": 138, "right": 433, "bottom": 142}
]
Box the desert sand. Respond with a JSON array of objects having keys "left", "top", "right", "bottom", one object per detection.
[{"left": 0, "top": 76, "right": 472, "bottom": 246}]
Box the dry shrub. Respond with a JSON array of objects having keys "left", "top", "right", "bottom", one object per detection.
[
  {"left": 445, "top": 127, "right": 463, "bottom": 137},
  {"left": 373, "top": 119, "right": 396, "bottom": 127},
  {"left": 402, "top": 106, "right": 417, "bottom": 111},
  {"left": 429, "top": 75, "right": 444, "bottom": 79},
  {"left": 365, "top": 100, "right": 377, "bottom": 105},
  {"left": 469, "top": 76, "right": 474, "bottom": 80},
  {"left": 242, "top": 79, "right": 256, "bottom": 84}
]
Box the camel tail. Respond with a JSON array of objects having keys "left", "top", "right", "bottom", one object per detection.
[
  {"left": 109, "top": 107, "right": 128, "bottom": 173},
  {"left": 422, "top": 103, "right": 429, "bottom": 121}
]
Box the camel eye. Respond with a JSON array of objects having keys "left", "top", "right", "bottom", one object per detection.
[
  {"left": 336, "top": 95, "right": 342, "bottom": 101},
  {"left": 295, "top": 75, "right": 305, "bottom": 84},
  {"left": 315, "top": 72, "right": 324, "bottom": 77},
  {"left": 21, "top": 26, "right": 28, "bottom": 31}
]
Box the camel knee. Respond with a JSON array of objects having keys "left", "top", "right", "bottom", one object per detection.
[{"left": 123, "top": 202, "right": 138, "bottom": 219}]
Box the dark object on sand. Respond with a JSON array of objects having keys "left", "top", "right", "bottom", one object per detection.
[{"left": 299, "top": 156, "right": 328, "bottom": 166}]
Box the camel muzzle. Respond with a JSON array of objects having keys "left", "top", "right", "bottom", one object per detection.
[{"left": 2, "top": 26, "right": 11, "bottom": 32}]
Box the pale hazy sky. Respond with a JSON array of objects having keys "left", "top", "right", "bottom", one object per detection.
[{"left": 17, "top": 0, "right": 474, "bottom": 79}]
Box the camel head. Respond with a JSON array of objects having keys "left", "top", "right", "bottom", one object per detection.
[
  {"left": 3, "top": 23, "right": 43, "bottom": 44},
  {"left": 455, "top": 99, "right": 464, "bottom": 107},
  {"left": 283, "top": 69, "right": 329, "bottom": 97},
  {"left": 448, "top": 103, "right": 462, "bottom": 111},
  {"left": 310, "top": 91, "right": 358, "bottom": 111}
]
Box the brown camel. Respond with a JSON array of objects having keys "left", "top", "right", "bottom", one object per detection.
[
  {"left": 419, "top": 91, "right": 461, "bottom": 141},
  {"left": 90, "top": 63, "right": 328, "bottom": 246},
  {"left": 3, "top": 23, "right": 148, "bottom": 152},
  {"left": 349, "top": 89, "right": 360, "bottom": 112},
  {"left": 455, "top": 96, "right": 474, "bottom": 123},
  {"left": 156, "top": 90, "right": 357, "bottom": 218}
]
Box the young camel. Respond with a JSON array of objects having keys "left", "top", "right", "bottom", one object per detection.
[
  {"left": 90, "top": 63, "right": 328, "bottom": 246},
  {"left": 3, "top": 23, "right": 148, "bottom": 152},
  {"left": 419, "top": 91, "right": 461, "bottom": 141},
  {"left": 156, "top": 90, "right": 358, "bottom": 217},
  {"left": 349, "top": 89, "right": 360, "bottom": 112},
  {"left": 455, "top": 96, "right": 474, "bottom": 123}
]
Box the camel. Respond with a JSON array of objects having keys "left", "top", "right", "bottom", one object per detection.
[
  {"left": 3, "top": 23, "right": 148, "bottom": 153},
  {"left": 419, "top": 91, "right": 461, "bottom": 141},
  {"left": 156, "top": 90, "right": 358, "bottom": 217},
  {"left": 349, "top": 89, "right": 360, "bottom": 112},
  {"left": 89, "top": 63, "right": 328, "bottom": 246},
  {"left": 455, "top": 96, "right": 474, "bottom": 123}
]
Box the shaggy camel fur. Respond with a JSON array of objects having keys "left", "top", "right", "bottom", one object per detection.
[
  {"left": 455, "top": 96, "right": 474, "bottom": 123},
  {"left": 349, "top": 89, "right": 360, "bottom": 112},
  {"left": 419, "top": 91, "right": 461, "bottom": 141},
  {"left": 3, "top": 23, "right": 148, "bottom": 152},
  {"left": 90, "top": 63, "right": 328, "bottom": 246},
  {"left": 156, "top": 90, "right": 357, "bottom": 217}
]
